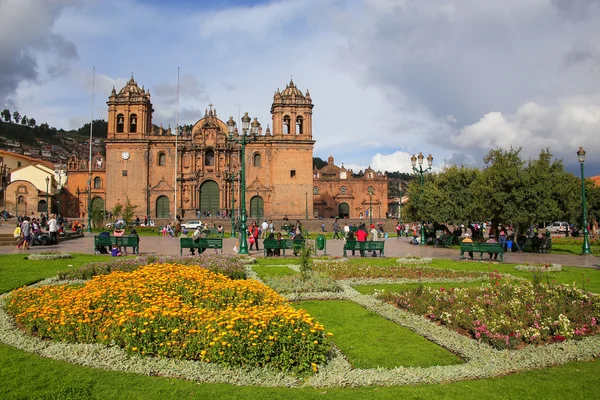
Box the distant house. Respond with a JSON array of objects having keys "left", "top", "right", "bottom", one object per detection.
[
  {"left": 41, "top": 150, "right": 52, "bottom": 158},
  {"left": 591, "top": 176, "right": 600, "bottom": 186}
]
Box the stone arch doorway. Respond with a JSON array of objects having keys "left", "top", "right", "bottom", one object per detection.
[
  {"left": 250, "top": 196, "right": 264, "bottom": 219},
  {"left": 199, "top": 180, "right": 219, "bottom": 216},
  {"left": 156, "top": 196, "right": 169, "bottom": 218},
  {"left": 338, "top": 202, "right": 349, "bottom": 219}
]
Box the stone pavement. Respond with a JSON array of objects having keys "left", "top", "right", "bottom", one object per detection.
[{"left": 0, "top": 222, "right": 598, "bottom": 269}]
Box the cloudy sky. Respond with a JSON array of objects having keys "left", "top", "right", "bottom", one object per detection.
[{"left": 1, "top": 0, "right": 600, "bottom": 176}]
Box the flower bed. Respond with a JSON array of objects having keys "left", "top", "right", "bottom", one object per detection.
[
  {"left": 27, "top": 251, "right": 73, "bottom": 260},
  {"left": 7, "top": 263, "right": 330, "bottom": 375},
  {"left": 515, "top": 263, "right": 562, "bottom": 272},
  {"left": 395, "top": 255, "right": 432, "bottom": 265},
  {"left": 312, "top": 261, "right": 483, "bottom": 280},
  {"left": 58, "top": 254, "right": 246, "bottom": 280},
  {"left": 377, "top": 278, "right": 600, "bottom": 349}
]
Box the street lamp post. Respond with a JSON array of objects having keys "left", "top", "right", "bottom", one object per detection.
[
  {"left": 305, "top": 192, "right": 308, "bottom": 219},
  {"left": 225, "top": 170, "right": 239, "bottom": 237},
  {"left": 45, "top": 176, "right": 50, "bottom": 216},
  {"left": 577, "top": 147, "right": 592, "bottom": 255},
  {"left": 411, "top": 152, "right": 433, "bottom": 245},
  {"left": 55, "top": 167, "right": 65, "bottom": 218},
  {"left": 227, "top": 113, "right": 258, "bottom": 255},
  {"left": 368, "top": 187, "right": 374, "bottom": 225}
]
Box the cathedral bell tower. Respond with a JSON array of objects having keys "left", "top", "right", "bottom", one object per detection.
[
  {"left": 270, "top": 79, "right": 313, "bottom": 138},
  {"left": 107, "top": 76, "right": 153, "bottom": 139}
]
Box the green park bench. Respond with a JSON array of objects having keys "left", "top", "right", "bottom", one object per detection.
[
  {"left": 179, "top": 237, "right": 223, "bottom": 255},
  {"left": 434, "top": 234, "right": 455, "bottom": 248},
  {"left": 343, "top": 240, "right": 385, "bottom": 257},
  {"left": 263, "top": 238, "right": 305, "bottom": 256},
  {"left": 94, "top": 235, "right": 139, "bottom": 255},
  {"left": 459, "top": 242, "right": 503, "bottom": 262}
]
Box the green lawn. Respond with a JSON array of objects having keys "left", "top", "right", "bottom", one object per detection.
[
  {"left": 1, "top": 254, "right": 600, "bottom": 399},
  {"left": 253, "top": 265, "right": 298, "bottom": 280},
  {"left": 0, "top": 254, "right": 98, "bottom": 293},
  {"left": 297, "top": 300, "right": 462, "bottom": 368}
]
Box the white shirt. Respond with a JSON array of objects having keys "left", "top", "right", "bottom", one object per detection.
[
  {"left": 48, "top": 218, "right": 58, "bottom": 233},
  {"left": 261, "top": 221, "right": 268, "bottom": 230}
]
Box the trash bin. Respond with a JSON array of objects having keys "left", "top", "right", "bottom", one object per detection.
[{"left": 316, "top": 234, "right": 326, "bottom": 250}]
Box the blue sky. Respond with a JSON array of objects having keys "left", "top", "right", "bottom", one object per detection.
[{"left": 1, "top": 0, "right": 600, "bottom": 176}]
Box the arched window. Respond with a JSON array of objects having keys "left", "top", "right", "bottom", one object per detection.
[
  {"left": 37, "top": 200, "right": 48, "bottom": 213},
  {"left": 130, "top": 114, "right": 137, "bottom": 133},
  {"left": 158, "top": 153, "right": 166, "bottom": 166},
  {"left": 205, "top": 150, "right": 215, "bottom": 166},
  {"left": 253, "top": 153, "right": 261, "bottom": 167},
  {"left": 313, "top": 186, "right": 319, "bottom": 194},
  {"left": 18, "top": 196, "right": 24, "bottom": 204},
  {"left": 340, "top": 172, "right": 347, "bottom": 180},
  {"left": 156, "top": 196, "right": 170, "bottom": 218},
  {"left": 283, "top": 115, "right": 291, "bottom": 134},
  {"left": 94, "top": 177, "right": 101, "bottom": 189},
  {"left": 117, "top": 114, "right": 124, "bottom": 133},
  {"left": 296, "top": 116, "right": 303, "bottom": 134}
]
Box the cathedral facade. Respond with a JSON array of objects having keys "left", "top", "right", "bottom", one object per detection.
[{"left": 63, "top": 78, "right": 388, "bottom": 221}]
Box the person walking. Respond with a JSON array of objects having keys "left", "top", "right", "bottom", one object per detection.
[
  {"left": 48, "top": 214, "right": 59, "bottom": 245},
  {"left": 248, "top": 221, "right": 260, "bottom": 251},
  {"left": 333, "top": 218, "right": 341, "bottom": 239}
]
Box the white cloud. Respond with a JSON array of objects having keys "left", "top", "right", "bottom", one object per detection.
[{"left": 452, "top": 99, "right": 600, "bottom": 162}]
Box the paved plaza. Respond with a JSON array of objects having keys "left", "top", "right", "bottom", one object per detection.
[{"left": 1, "top": 223, "right": 598, "bottom": 269}]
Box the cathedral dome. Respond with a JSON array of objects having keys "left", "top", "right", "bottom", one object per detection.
[
  {"left": 118, "top": 77, "right": 145, "bottom": 96},
  {"left": 281, "top": 79, "right": 304, "bottom": 98}
]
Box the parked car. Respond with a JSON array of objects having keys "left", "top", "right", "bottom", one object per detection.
[
  {"left": 182, "top": 220, "right": 203, "bottom": 230},
  {"left": 546, "top": 221, "right": 568, "bottom": 233}
]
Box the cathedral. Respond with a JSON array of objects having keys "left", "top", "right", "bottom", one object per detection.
[{"left": 63, "top": 78, "right": 388, "bottom": 221}]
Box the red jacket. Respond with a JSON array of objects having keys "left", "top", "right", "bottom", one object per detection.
[
  {"left": 248, "top": 226, "right": 259, "bottom": 238},
  {"left": 356, "top": 229, "right": 368, "bottom": 241}
]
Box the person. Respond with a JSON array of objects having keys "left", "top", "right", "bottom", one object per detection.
[
  {"left": 96, "top": 230, "right": 111, "bottom": 254},
  {"left": 321, "top": 222, "right": 325, "bottom": 232},
  {"left": 462, "top": 233, "right": 474, "bottom": 260},
  {"left": 274, "top": 232, "right": 283, "bottom": 256},
  {"left": 248, "top": 221, "right": 260, "bottom": 251},
  {"left": 135, "top": 215, "right": 141, "bottom": 225},
  {"left": 356, "top": 224, "right": 368, "bottom": 257},
  {"left": 261, "top": 220, "right": 269, "bottom": 238},
  {"left": 396, "top": 223, "right": 402, "bottom": 239},
  {"left": 21, "top": 217, "right": 31, "bottom": 250},
  {"left": 127, "top": 228, "right": 140, "bottom": 254},
  {"left": 48, "top": 214, "right": 59, "bottom": 245},
  {"left": 333, "top": 218, "right": 340, "bottom": 239},
  {"left": 498, "top": 228, "right": 507, "bottom": 251},
  {"left": 370, "top": 224, "right": 381, "bottom": 256},
  {"left": 269, "top": 220, "right": 274, "bottom": 234},
  {"left": 343, "top": 223, "right": 350, "bottom": 239},
  {"left": 486, "top": 234, "right": 498, "bottom": 260},
  {"left": 345, "top": 230, "right": 357, "bottom": 256},
  {"left": 166, "top": 224, "right": 174, "bottom": 238},
  {"left": 293, "top": 231, "right": 305, "bottom": 256},
  {"left": 110, "top": 244, "right": 122, "bottom": 257},
  {"left": 217, "top": 224, "right": 223, "bottom": 236},
  {"left": 506, "top": 237, "right": 513, "bottom": 253},
  {"left": 14, "top": 223, "right": 24, "bottom": 249},
  {"left": 265, "top": 232, "right": 275, "bottom": 256},
  {"left": 191, "top": 226, "right": 205, "bottom": 255}
]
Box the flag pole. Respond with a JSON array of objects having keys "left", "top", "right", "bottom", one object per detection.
[
  {"left": 86, "top": 67, "right": 95, "bottom": 232},
  {"left": 174, "top": 67, "right": 180, "bottom": 221}
]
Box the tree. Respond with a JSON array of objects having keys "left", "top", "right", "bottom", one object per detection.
[
  {"left": 28, "top": 118, "right": 36, "bottom": 128},
  {"left": 77, "top": 119, "right": 108, "bottom": 138},
  {"left": 111, "top": 203, "right": 123, "bottom": 221},
  {"left": 12, "top": 111, "right": 21, "bottom": 124},
  {"left": 122, "top": 195, "right": 139, "bottom": 226},
  {"left": 21, "top": 115, "right": 28, "bottom": 126},
  {"left": 1, "top": 109, "right": 11, "bottom": 123}
]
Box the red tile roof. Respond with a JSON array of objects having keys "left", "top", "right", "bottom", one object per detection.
[{"left": 590, "top": 176, "right": 600, "bottom": 186}]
